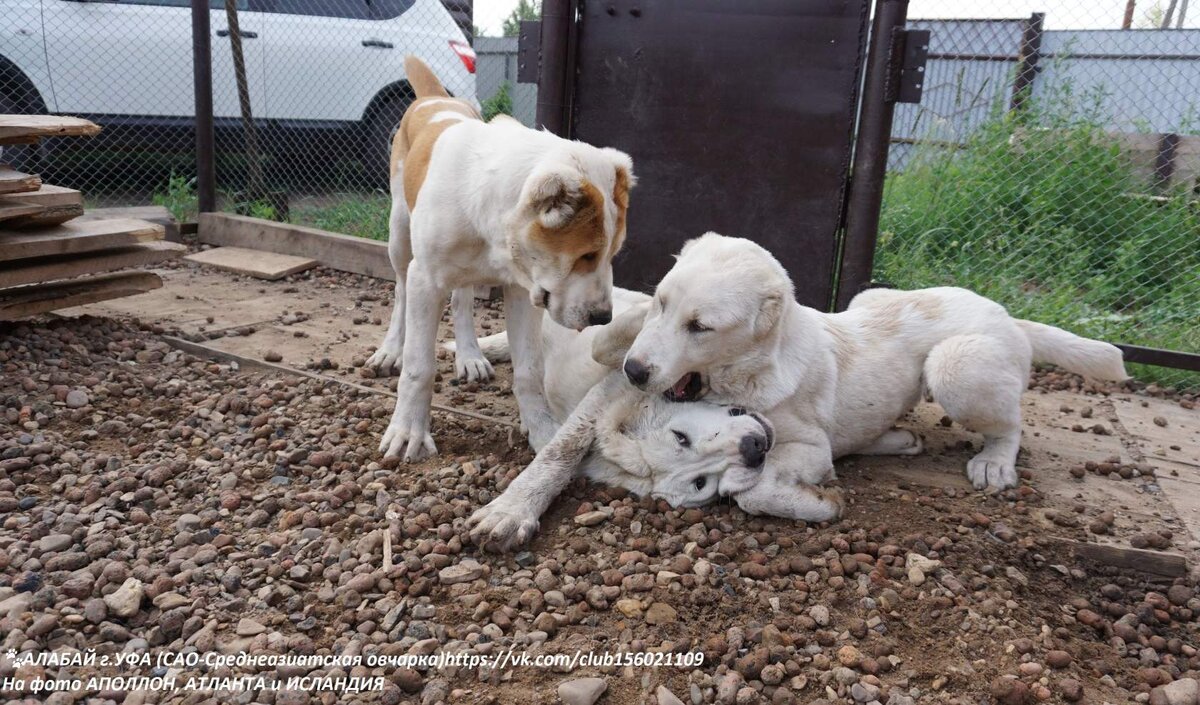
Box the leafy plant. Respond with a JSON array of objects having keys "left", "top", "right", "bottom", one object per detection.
[
  {"left": 482, "top": 82, "right": 515, "bottom": 122},
  {"left": 152, "top": 173, "right": 198, "bottom": 223},
  {"left": 248, "top": 200, "right": 277, "bottom": 221}
]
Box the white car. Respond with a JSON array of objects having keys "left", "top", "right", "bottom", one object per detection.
[{"left": 0, "top": 0, "right": 476, "bottom": 174}]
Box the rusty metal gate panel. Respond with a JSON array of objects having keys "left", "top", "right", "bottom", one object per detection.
[{"left": 566, "top": 0, "right": 871, "bottom": 307}]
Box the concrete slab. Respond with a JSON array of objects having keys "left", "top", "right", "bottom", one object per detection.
[{"left": 184, "top": 246, "right": 317, "bottom": 280}]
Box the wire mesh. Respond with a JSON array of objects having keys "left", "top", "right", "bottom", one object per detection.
[
  {"left": 0, "top": 0, "right": 529, "bottom": 236},
  {"left": 3, "top": 1, "right": 1196, "bottom": 385},
  {"left": 879, "top": 4, "right": 1200, "bottom": 388}
]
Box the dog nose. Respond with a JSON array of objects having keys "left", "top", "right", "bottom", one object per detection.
[
  {"left": 624, "top": 358, "right": 650, "bottom": 387},
  {"left": 739, "top": 434, "right": 768, "bottom": 468},
  {"left": 587, "top": 309, "right": 612, "bottom": 326}
]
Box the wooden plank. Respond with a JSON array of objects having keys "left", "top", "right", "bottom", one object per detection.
[
  {"left": 79, "top": 205, "right": 180, "bottom": 242},
  {"left": 185, "top": 246, "right": 317, "bottom": 280},
  {"left": 0, "top": 241, "right": 185, "bottom": 289},
  {"left": 1067, "top": 540, "right": 1188, "bottom": 577},
  {"left": 15, "top": 184, "right": 83, "bottom": 208},
  {"left": 198, "top": 213, "right": 392, "bottom": 280},
  {"left": 0, "top": 115, "right": 101, "bottom": 143},
  {"left": 0, "top": 218, "right": 164, "bottom": 261},
  {"left": 5, "top": 184, "right": 84, "bottom": 227},
  {"left": 0, "top": 165, "right": 42, "bottom": 195},
  {"left": 3, "top": 202, "right": 83, "bottom": 229},
  {"left": 0, "top": 199, "right": 45, "bottom": 224},
  {"left": 0, "top": 271, "right": 161, "bottom": 320}
]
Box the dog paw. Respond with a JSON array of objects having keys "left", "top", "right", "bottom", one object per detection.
[
  {"left": 454, "top": 352, "right": 494, "bottom": 383},
  {"left": 379, "top": 412, "right": 437, "bottom": 462},
  {"left": 966, "top": 455, "right": 1017, "bottom": 490},
  {"left": 796, "top": 463, "right": 835, "bottom": 485},
  {"left": 895, "top": 430, "right": 924, "bottom": 455},
  {"left": 468, "top": 500, "right": 540, "bottom": 552},
  {"left": 821, "top": 486, "right": 846, "bottom": 518},
  {"left": 366, "top": 344, "right": 403, "bottom": 376}
]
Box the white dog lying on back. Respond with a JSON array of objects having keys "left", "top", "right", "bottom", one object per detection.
[
  {"left": 614, "top": 233, "right": 1130, "bottom": 517},
  {"left": 472, "top": 290, "right": 790, "bottom": 502}
]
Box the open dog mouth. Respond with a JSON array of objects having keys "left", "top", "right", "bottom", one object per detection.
[{"left": 663, "top": 372, "right": 705, "bottom": 402}]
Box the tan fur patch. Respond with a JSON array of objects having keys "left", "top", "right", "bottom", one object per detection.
[
  {"left": 823, "top": 321, "right": 857, "bottom": 376},
  {"left": 910, "top": 294, "right": 945, "bottom": 320},
  {"left": 865, "top": 298, "right": 906, "bottom": 338},
  {"left": 610, "top": 168, "right": 631, "bottom": 256},
  {"left": 530, "top": 181, "right": 608, "bottom": 271},
  {"left": 392, "top": 97, "right": 480, "bottom": 209}
]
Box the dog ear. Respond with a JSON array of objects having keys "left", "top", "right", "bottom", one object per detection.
[
  {"left": 752, "top": 278, "right": 789, "bottom": 338},
  {"left": 591, "top": 393, "right": 652, "bottom": 477},
  {"left": 522, "top": 165, "right": 584, "bottom": 229},
  {"left": 592, "top": 301, "right": 649, "bottom": 368},
  {"left": 603, "top": 148, "right": 637, "bottom": 194}
]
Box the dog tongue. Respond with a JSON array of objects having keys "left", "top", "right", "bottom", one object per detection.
[{"left": 672, "top": 375, "right": 691, "bottom": 398}]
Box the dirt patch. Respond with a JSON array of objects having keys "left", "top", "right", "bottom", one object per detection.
[{"left": 1, "top": 287, "right": 1199, "bottom": 704}]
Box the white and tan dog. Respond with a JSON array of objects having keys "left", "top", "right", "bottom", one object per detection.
[
  {"left": 613, "top": 233, "right": 1130, "bottom": 517},
  {"left": 371, "top": 57, "right": 634, "bottom": 461}
]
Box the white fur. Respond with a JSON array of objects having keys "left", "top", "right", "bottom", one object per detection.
[
  {"left": 619, "top": 233, "right": 1129, "bottom": 505},
  {"left": 372, "top": 113, "right": 634, "bottom": 461},
  {"left": 463, "top": 290, "right": 843, "bottom": 550}
]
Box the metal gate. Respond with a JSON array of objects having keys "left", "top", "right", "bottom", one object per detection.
[{"left": 521, "top": 0, "right": 925, "bottom": 310}]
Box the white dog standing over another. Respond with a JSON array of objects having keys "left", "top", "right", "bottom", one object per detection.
[
  {"left": 612, "top": 233, "right": 1129, "bottom": 515},
  {"left": 373, "top": 56, "right": 634, "bottom": 461}
]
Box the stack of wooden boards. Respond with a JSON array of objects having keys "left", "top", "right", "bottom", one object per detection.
[{"left": 0, "top": 115, "right": 184, "bottom": 320}]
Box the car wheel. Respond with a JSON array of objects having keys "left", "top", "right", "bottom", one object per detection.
[
  {"left": 0, "top": 92, "right": 45, "bottom": 174},
  {"left": 365, "top": 94, "right": 410, "bottom": 187}
]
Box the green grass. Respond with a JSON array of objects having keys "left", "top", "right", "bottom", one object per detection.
[
  {"left": 877, "top": 104, "right": 1199, "bottom": 389},
  {"left": 289, "top": 193, "right": 391, "bottom": 241}
]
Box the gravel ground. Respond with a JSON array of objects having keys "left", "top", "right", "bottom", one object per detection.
[{"left": 1, "top": 313, "right": 1199, "bottom": 705}]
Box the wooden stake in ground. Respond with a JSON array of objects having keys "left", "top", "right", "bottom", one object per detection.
[{"left": 224, "top": 0, "right": 266, "bottom": 203}]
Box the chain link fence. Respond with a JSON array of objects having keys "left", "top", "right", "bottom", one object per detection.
[
  {"left": 1, "top": 0, "right": 530, "bottom": 237},
  {"left": 878, "top": 3, "right": 1199, "bottom": 388},
  {"left": 5, "top": 1, "right": 1196, "bottom": 386}
]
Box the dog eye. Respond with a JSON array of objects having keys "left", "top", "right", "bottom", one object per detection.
[
  {"left": 686, "top": 319, "right": 711, "bottom": 333},
  {"left": 580, "top": 251, "right": 599, "bottom": 263},
  {"left": 672, "top": 430, "right": 691, "bottom": 447},
  {"left": 693, "top": 476, "right": 707, "bottom": 491}
]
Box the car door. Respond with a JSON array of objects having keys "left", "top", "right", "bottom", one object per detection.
[
  {"left": 0, "top": 0, "right": 54, "bottom": 111},
  {"left": 42, "top": 0, "right": 266, "bottom": 119},
  {"left": 260, "top": 0, "right": 403, "bottom": 122}
]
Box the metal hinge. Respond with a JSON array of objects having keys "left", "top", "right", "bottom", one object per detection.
[
  {"left": 885, "top": 28, "right": 929, "bottom": 104},
  {"left": 517, "top": 20, "right": 542, "bottom": 84}
]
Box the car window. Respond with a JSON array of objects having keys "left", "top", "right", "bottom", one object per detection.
[
  {"left": 267, "top": 0, "right": 371, "bottom": 18},
  {"left": 370, "top": 0, "right": 414, "bottom": 19},
  {"left": 105, "top": 0, "right": 249, "bottom": 9}
]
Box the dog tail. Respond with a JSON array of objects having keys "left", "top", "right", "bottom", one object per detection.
[
  {"left": 404, "top": 56, "right": 450, "bottom": 99},
  {"left": 1015, "top": 319, "right": 1129, "bottom": 381},
  {"left": 442, "top": 332, "right": 512, "bottom": 363}
]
